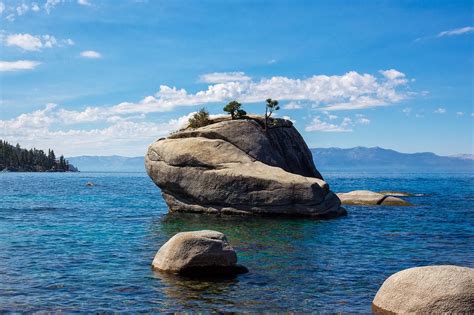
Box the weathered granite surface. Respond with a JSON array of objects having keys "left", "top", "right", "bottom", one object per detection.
[
  {"left": 372, "top": 265, "right": 474, "bottom": 314},
  {"left": 152, "top": 230, "right": 248, "bottom": 276},
  {"left": 145, "top": 117, "right": 346, "bottom": 218},
  {"left": 337, "top": 190, "right": 411, "bottom": 206}
]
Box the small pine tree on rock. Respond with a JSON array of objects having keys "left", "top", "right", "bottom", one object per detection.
[
  {"left": 223, "top": 101, "right": 246, "bottom": 120},
  {"left": 264, "top": 98, "right": 280, "bottom": 130}
]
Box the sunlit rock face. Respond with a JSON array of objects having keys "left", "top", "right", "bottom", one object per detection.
[
  {"left": 145, "top": 117, "right": 346, "bottom": 218},
  {"left": 372, "top": 265, "right": 474, "bottom": 314}
]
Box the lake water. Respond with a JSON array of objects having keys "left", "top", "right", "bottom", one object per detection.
[{"left": 1, "top": 171, "right": 473, "bottom": 312}]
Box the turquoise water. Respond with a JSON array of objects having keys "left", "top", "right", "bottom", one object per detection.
[{"left": 0, "top": 171, "right": 473, "bottom": 312}]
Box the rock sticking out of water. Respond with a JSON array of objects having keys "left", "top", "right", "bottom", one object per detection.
[
  {"left": 152, "top": 230, "right": 248, "bottom": 278},
  {"left": 145, "top": 117, "right": 346, "bottom": 218},
  {"left": 337, "top": 190, "right": 411, "bottom": 206},
  {"left": 372, "top": 265, "right": 474, "bottom": 314}
]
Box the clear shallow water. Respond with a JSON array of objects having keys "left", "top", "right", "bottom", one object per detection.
[{"left": 0, "top": 171, "right": 473, "bottom": 312}]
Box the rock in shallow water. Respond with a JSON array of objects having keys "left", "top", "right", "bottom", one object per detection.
[
  {"left": 337, "top": 190, "right": 411, "bottom": 206},
  {"left": 145, "top": 117, "right": 346, "bottom": 218},
  {"left": 372, "top": 265, "right": 474, "bottom": 314},
  {"left": 152, "top": 230, "right": 248, "bottom": 277}
]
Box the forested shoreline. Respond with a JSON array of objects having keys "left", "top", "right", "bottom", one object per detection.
[{"left": 0, "top": 140, "right": 78, "bottom": 172}]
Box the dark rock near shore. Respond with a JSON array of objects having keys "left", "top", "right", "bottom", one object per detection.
[{"left": 145, "top": 117, "right": 345, "bottom": 218}]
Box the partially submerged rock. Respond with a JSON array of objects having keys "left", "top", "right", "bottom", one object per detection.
[
  {"left": 152, "top": 230, "right": 248, "bottom": 277},
  {"left": 378, "top": 191, "right": 414, "bottom": 197},
  {"left": 337, "top": 190, "right": 411, "bottom": 206},
  {"left": 372, "top": 265, "right": 474, "bottom": 314},
  {"left": 145, "top": 117, "right": 346, "bottom": 218}
]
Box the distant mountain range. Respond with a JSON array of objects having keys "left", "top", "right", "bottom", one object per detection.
[
  {"left": 311, "top": 147, "right": 473, "bottom": 171},
  {"left": 68, "top": 147, "right": 474, "bottom": 172}
]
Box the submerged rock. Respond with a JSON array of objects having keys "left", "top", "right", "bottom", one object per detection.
[
  {"left": 337, "top": 190, "right": 411, "bottom": 206},
  {"left": 152, "top": 230, "right": 248, "bottom": 276},
  {"left": 145, "top": 117, "right": 346, "bottom": 218},
  {"left": 372, "top": 265, "right": 474, "bottom": 314}
]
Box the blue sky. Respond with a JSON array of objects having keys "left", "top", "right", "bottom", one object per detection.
[{"left": 0, "top": 0, "right": 472, "bottom": 156}]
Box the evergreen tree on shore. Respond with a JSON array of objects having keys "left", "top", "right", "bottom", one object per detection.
[{"left": 0, "top": 140, "right": 77, "bottom": 172}]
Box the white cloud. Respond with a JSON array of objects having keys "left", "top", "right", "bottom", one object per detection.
[
  {"left": 322, "top": 111, "right": 338, "bottom": 120},
  {"left": 434, "top": 107, "right": 446, "bottom": 114},
  {"left": 0, "top": 2, "right": 5, "bottom": 14},
  {"left": 5, "top": 34, "right": 42, "bottom": 51},
  {"left": 0, "top": 69, "right": 410, "bottom": 154},
  {"left": 283, "top": 101, "right": 303, "bottom": 110},
  {"left": 4, "top": 33, "right": 71, "bottom": 51},
  {"left": 199, "top": 71, "right": 251, "bottom": 83},
  {"left": 0, "top": 105, "right": 193, "bottom": 156},
  {"left": 456, "top": 111, "right": 464, "bottom": 116},
  {"left": 305, "top": 113, "right": 370, "bottom": 132},
  {"left": 16, "top": 3, "right": 29, "bottom": 15},
  {"left": 305, "top": 116, "right": 353, "bottom": 132},
  {"left": 438, "top": 26, "right": 474, "bottom": 37},
  {"left": 80, "top": 50, "right": 102, "bottom": 58},
  {"left": 357, "top": 117, "right": 370, "bottom": 125},
  {"left": 78, "top": 0, "right": 91, "bottom": 5},
  {"left": 267, "top": 59, "right": 276, "bottom": 64},
  {"left": 113, "top": 69, "right": 411, "bottom": 114},
  {"left": 31, "top": 3, "right": 40, "bottom": 11},
  {"left": 0, "top": 60, "right": 41, "bottom": 72},
  {"left": 402, "top": 107, "right": 412, "bottom": 116},
  {"left": 380, "top": 69, "right": 405, "bottom": 80},
  {"left": 45, "top": 0, "right": 64, "bottom": 14}
]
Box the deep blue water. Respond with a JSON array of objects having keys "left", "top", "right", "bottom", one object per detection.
[{"left": 0, "top": 171, "right": 473, "bottom": 312}]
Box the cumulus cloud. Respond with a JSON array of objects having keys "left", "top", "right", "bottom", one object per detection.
[
  {"left": 0, "top": 69, "right": 409, "bottom": 154},
  {"left": 0, "top": 105, "right": 193, "bottom": 156},
  {"left": 4, "top": 33, "right": 74, "bottom": 51},
  {"left": 199, "top": 71, "right": 251, "bottom": 83},
  {"left": 438, "top": 26, "right": 474, "bottom": 37},
  {"left": 305, "top": 116, "right": 353, "bottom": 132},
  {"left": 434, "top": 107, "right": 446, "bottom": 114},
  {"left": 0, "top": 60, "right": 41, "bottom": 72},
  {"left": 0, "top": 2, "right": 5, "bottom": 15},
  {"left": 78, "top": 0, "right": 91, "bottom": 5},
  {"left": 113, "top": 69, "right": 411, "bottom": 114},
  {"left": 305, "top": 113, "right": 370, "bottom": 132},
  {"left": 456, "top": 111, "right": 464, "bottom": 116},
  {"left": 80, "top": 50, "right": 102, "bottom": 58}
]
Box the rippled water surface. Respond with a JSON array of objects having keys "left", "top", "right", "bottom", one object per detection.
[{"left": 1, "top": 171, "right": 473, "bottom": 312}]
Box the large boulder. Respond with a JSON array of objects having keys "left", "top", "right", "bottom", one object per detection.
[
  {"left": 145, "top": 117, "right": 346, "bottom": 218},
  {"left": 372, "top": 265, "right": 474, "bottom": 314},
  {"left": 337, "top": 190, "right": 411, "bottom": 206},
  {"left": 152, "top": 230, "right": 248, "bottom": 276}
]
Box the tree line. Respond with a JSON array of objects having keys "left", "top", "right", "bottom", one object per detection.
[{"left": 0, "top": 140, "right": 77, "bottom": 172}]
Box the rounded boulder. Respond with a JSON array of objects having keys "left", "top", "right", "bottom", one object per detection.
[
  {"left": 152, "top": 230, "right": 248, "bottom": 277},
  {"left": 372, "top": 265, "right": 474, "bottom": 314}
]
